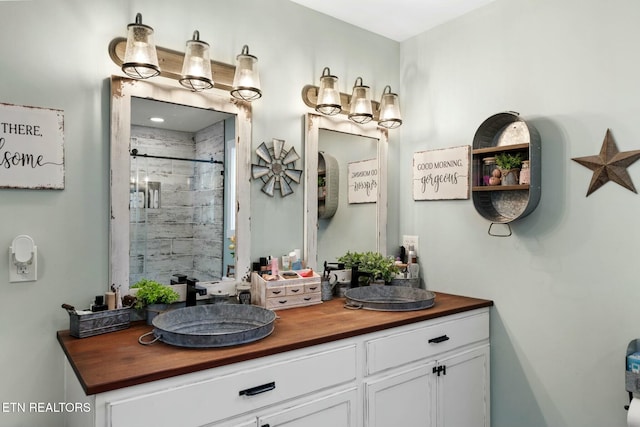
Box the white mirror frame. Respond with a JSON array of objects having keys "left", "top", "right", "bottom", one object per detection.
[
  {"left": 303, "top": 113, "right": 388, "bottom": 271},
  {"left": 110, "top": 76, "right": 252, "bottom": 291}
]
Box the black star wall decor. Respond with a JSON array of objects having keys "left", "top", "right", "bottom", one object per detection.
[{"left": 572, "top": 129, "right": 640, "bottom": 197}]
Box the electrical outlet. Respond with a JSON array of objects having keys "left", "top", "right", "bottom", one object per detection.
[
  {"left": 9, "top": 257, "right": 37, "bottom": 282},
  {"left": 402, "top": 235, "right": 419, "bottom": 254}
]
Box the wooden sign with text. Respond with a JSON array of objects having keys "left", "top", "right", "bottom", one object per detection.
[
  {"left": 412, "top": 145, "right": 470, "bottom": 200},
  {"left": 0, "top": 103, "right": 64, "bottom": 189},
  {"left": 348, "top": 158, "right": 377, "bottom": 204}
]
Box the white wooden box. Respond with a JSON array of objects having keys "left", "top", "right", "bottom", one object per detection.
[{"left": 251, "top": 271, "right": 322, "bottom": 310}]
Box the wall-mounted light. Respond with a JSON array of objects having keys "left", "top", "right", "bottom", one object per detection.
[
  {"left": 121, "top": 13, "right": 160, "bottom": 79},
  {"left": 348, "top": 77, "right": 373, "bottom": 124},
  {"left": 109, "top": 13, "right": 261, "bottom": 101},
  {"left": 377, "top": 85, "right": 403, "bottom": 129},
  {"left": 179, "top": 30, "right": 214, "bottom": 92},
  {"left": 315, "top": 67, "right": 342, "bottom": 116},
  {"left": 301, "top": 68, "right": 402, "bottom": 129},
  {"left": 231, "top": 45, "right": 262, "bottom": 101}
]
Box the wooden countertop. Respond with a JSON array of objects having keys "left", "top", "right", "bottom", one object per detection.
[{"left": 57, "top": 292, "right": 492, "bottom": 395}]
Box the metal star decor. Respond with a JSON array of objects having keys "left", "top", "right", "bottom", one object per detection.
[
  {"left": 572, "top": 129, "right": 640, "bottom": 197},
  {"left": 251, "top": 138, "right": 303, "bottom": 197}
]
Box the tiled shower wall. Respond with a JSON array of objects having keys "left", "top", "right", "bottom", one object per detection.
[{"left": 129, "top": 121, "right": 225, "bottom": 286}]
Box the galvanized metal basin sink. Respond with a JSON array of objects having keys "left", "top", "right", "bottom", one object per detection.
[
  {"left": 139, "top": 304, "right": 277, "bottom": 348},
  {"left": 344, "top": 286, "right": 436, "bottom": 311}
]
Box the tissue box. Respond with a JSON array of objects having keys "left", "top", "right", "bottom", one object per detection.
[
  {"left": 629, "top": 353, "right": 640, "bottom": 372},
  {"left": 68, "top": 308, "right": 131, "bottom": 338}
]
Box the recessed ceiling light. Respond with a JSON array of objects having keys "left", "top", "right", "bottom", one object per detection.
[{"left": 150, "top": 117, "right": 165, "bottom": 123}]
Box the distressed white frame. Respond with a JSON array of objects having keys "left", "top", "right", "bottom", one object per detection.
[{"left": 110, "top": 76, "right": 252, "bottom": 290}]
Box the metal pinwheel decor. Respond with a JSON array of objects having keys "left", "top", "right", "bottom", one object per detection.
[{"left": 251, "top": 139, "right": 303, "bottom": 197}]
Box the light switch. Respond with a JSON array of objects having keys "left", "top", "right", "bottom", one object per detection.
[
  {"left": 402, "top": 235, "right": 419, "bottom": 255},
  {"left": 9, "top": 235, "right": 37, "bottom": 283}
]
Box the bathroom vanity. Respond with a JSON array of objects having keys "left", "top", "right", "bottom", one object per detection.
[{"left": 58, "top": 292, "right": 492, "bottom": 427}]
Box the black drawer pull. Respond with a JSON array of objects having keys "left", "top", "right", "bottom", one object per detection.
[
  {"left": 291, "top": 288, "right": 300, "bottom": 293},
  {"left": 428, "top": 335, "right": 450, "bottom": 344},
  {"left": 271, "top": 290, "right": 282, "bottom": 295},
  {"left": 239, "top": 381, "right": 276, "bottom": 396}
]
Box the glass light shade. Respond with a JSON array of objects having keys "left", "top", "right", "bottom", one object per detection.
[
  {"left": 122, "top": 13, "right": 160, "bottom": 79},
  {"left": 315, "top": 67, "right": 342, "bottom": 116},
  {"left": 378, "top": 86, "right": 402, "bottom": 129},
  {"left": 348, "top": 77, "right": 373, "bottom": 124},
  {"left": 179, "top": 31, "right": 214, "bottom": 92},
  {"left": 231, "top": 45, "right": 262, "bottom": 101}
]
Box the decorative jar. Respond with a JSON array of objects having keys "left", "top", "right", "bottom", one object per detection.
[{"left": 519, "top": 160, "right": 530, "bottom": 185}]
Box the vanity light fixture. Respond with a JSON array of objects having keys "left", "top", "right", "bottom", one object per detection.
[
  {"left": 110, "top": 14, "right": 261, "bottom": 100},
  {"left": 179, "top": 30, "right": 214, "bottom": 92},
  {"left": 377, "top": 85, "right": 403, "bottom": 129},
  {"left": 315, "top": 67, "right": 342, "bottom": 116},
  {"left": 121, "top": 13, "right": 160, "bottom": 79},
  {"left": 301, "top": 70, "right": 402, "bottom": 129},
  {"left": 231, "top": 45, "right": 262, "bottom": 101},
  {"left": 348, "top": 77, "right": 373, "bottom": 124}
]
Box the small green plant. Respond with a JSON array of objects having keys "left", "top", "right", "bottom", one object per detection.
[
  {"left": 337, "top": 251, "right": 400, "bottom": 283},
  {"left": 495, "top": 152, "right": 523, "bottom": 170},
  {"left": 131, "top": 278, "right": 180, "bottom": 309},
  {"left": 318, "top": 176, "right": 326, "bottom": 187}
]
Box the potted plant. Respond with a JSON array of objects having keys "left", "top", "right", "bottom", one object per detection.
[
  {"left": 337, "top": 251, "right": 400, "bottom": 285},
  {"left": 130, "top": 278, "right": 180, "bottom": 324},
  {"left": 495, "top": 152, "right": 523, "bottom": 186},
  {"left": 318, "top": 176, "right": 326, "bottom": 198}
]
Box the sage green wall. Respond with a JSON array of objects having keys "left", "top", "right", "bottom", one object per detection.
[
  {"left": 0, "top": 1, "right": 398, "bottom": 426},
  {"left": 399, "top": 0, "right": 639, "bottom": 426}
]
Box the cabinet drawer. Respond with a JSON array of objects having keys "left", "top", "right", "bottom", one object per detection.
[
  {"left": 108, "top": 344, "right": 357, "bottom": 427},
  {"left": 265, "top": 286, "right": 285, "bottom": 298},
  {"left": 286, "top": 284, "right": 305, "bottom": 295},
  {"left": 266, "top": 292, "right": 322, "bottom": 310},
  {"left": 365, "top": 310, "right": 489, "bottom": 375},
  {"left": 304, "top": 282, "right": 321, "bottom": 293}
]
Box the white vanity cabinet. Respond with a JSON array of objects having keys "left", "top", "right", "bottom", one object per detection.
[
  {"left": 65, "top": 344, "right": 357, "bottom": 427},
  {"left": 62, "top": 302, "right": 490, "bottom": 427},
  {"left": 214, "top": 388, "right": 358, "bottom": 427},
  {"left": 363, "top": 309, "right": 490, "bottom": 427}
]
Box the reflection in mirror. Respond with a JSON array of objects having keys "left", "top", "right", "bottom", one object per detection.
[
  {"left": 317, "top": 130, "right": 377, "bottom": 265},
  {"left": 304, "top": 113, "right": 388, "bottom": 271},
  {"left": 110, "top": 76, "right": 252, "bottom": 291},
  {"left": 129, "top": 98, "right": 234, "bottom": 285}
]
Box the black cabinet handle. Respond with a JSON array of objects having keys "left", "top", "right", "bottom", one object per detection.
[
  {"left": 239, "top": 381, "right": 276, "bottom": 396},
  {"left": 428, "top": 335, "right": 450, "bottom": 344}
]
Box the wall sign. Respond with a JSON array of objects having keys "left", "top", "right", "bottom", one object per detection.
[
  {"left": 348, "top": 158, "right": 377, "bottom": 204},
  {"left": 0, "top": 102, "right": 64, "bottom": 189},
  {"left": 412, "top": 145, "right": 470, "bottom": 200}
]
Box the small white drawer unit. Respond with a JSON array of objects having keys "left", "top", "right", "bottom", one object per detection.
[{"left": 251, "top": 271, "right": 321, "bottom": 310}]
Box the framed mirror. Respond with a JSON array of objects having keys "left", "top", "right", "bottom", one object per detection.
[
  {"left": 303, "top": 113, "right": 388, "bottom": 271},
  {"left": 110, "top": 76, "right": 252, "bottom": 290}
]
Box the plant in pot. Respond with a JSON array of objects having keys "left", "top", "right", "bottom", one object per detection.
[
  {"left": 495, "top": 152, "right": 523, "bottom": 186},
  {"left": 318, "top": 176, "right": 326, "bottom": 198},
  {"left": 337, "top": 251, "right": 400, "bottom": 285},
  {"left": 130, "top": 278, "right": 180, "bottom": 324}
]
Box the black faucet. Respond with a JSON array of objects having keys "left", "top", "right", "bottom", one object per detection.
[{"left": 186, "top": 277, "right": 207, "bottom": 306}]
